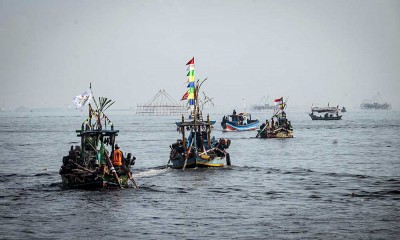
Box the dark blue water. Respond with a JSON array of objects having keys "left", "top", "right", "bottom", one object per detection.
[{"left": 0, "top": 110, "right": 399, "bottom": 239}]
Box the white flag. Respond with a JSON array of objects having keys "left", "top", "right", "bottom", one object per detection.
[{"left": 72, "top": 90, "right": 92, "bottom": 109}]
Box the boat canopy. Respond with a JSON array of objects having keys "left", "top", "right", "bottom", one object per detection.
[
  {"left": 311, "top": 106, "right": 338, "bottom": 113},
  {"left": 76, "top": 129, "right": 119, "bottom": 137},
  {"left": 175, "top": 120, "right": 216, "bottom": 127}
]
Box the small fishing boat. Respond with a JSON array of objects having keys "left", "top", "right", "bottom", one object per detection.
[
  {"left": 169, "top": 115, "right": 231, "bottom": 169},
  {"left": 221, "top": 112, "right": 259, "bottom": 131},
  {"left": 309, "top": 105, "right": 342, "bottom": 120},
  {"left": 59, "top": 87, "right": 138, "bottom": 189},
  {"left": 256, "top": 97, "right": 293, "bottom": 138},
  {"left": 168, "top": 57, "right": 231, "bottom": 169}
]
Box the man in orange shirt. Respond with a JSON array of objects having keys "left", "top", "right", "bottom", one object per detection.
[{"left": 112, "top": 144, "right": 123, "bottom": 167}]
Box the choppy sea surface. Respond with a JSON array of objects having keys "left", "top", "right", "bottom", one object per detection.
[{"left": 0, "top": 109, "right": 399, "bottom": 239}]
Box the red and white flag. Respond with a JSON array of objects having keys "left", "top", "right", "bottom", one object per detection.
[{"left": 273, "top": 97, "right": 283, "bottom": 105}]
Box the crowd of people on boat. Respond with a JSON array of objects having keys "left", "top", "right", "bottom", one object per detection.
[
  {"left": 170, "top": 127, "right": 230, "bottom": 160},
  {"left": 259, "top": 110, "right": 292, "bottom": 133},
  {"left": 221, "top": 109, "right": 249, "bottom": 125}
]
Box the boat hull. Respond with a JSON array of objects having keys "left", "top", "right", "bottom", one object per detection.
[
  {"left": 168, "top": 155, "right": 227, "bottom": 169},
  {"left": 257, "top": 129, "right": 293, "bottom": 138},
  {"left": 60, "top": 171, "right": 135, "bottom": 189},
  {"left": 222, "top": 120, "right": 259, "bottom": 131}
]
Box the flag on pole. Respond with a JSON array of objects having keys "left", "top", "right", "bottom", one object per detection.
[
  {"left": 185, "top": 57, "right": 195, "bottom": 109},
  {"left": 186, "top": 57, "right": 194, "bottom": 65},
  {"left": 72, "top": 90, "right": 92, "bottom": 109},
  {"left": 181, "top": 91, "right": 189, "bottom": 101},
  {"left": 274, "top": 97, "right": 283, "bottom": 105}
]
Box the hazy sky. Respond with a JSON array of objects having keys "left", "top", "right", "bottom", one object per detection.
[{"left": 1, "top": 0, "right": 399, "bottom": 110}]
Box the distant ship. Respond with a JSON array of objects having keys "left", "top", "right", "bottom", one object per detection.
[
  {"left": 250, "top": 96, "right": 275, "bottom": 112},
  {"left": 360, "top": 93, "right": 391, "bottom": 110}
]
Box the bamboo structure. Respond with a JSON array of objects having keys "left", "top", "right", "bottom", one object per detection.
[{"left": 136, "top": 90, "right": 186, "bottom": 116}]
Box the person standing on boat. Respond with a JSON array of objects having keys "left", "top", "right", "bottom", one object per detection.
[
  {"left": 112, "top": 144, "right": 123, "bottom": 167},
  {"left": 271, "top": 118, "right": 275, "bottom": 130}
]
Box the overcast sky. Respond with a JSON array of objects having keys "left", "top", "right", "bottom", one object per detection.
[{"left": 1, "top": 0, "right": 399, "bottom": 111}]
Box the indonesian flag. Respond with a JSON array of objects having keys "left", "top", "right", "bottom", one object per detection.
[
  {"left": 181, "top": 91, "right": 188, "bottom": 101},
  {"left": 274, "top": 97, "right": 283, "bottom": 105},
  {"left": 72, "top": 90, "right": 92, "bottom": 109}
]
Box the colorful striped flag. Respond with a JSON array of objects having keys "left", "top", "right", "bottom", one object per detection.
[{"left": 186, "top": 57, "right": 195, "bottom": 109}]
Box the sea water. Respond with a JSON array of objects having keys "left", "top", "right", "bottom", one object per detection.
[{"left": 0, "top": 109, "right": 399, "bottom": 239}]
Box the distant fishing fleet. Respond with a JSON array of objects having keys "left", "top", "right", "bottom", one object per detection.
[{"left": 58, "top": 57, "right": 392, "bottom": 190}]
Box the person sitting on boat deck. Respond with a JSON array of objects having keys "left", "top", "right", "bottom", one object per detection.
[
  {"left": 324, "top": 112, "right": 329, "bottom": 118},
  {"left": 112, "top": 144, "right": 123, "bottom": 167},
  {"left": 214, "top": 138, "right": 228, "bottom": 157},
  {"left": 242, "top": 115, "right": 248, "bottom": 125}
]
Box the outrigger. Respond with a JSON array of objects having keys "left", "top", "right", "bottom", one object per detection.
[
  {"left": 256, "top": 97, "right": 293, "bottom": 138},
  {"left": 59, "top": 87, "right": 138, "bottom": 189},
  {"left": 168, "top": 58, "right": 231, "bottom": 169}
]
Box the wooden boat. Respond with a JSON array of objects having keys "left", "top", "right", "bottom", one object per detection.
[
  {"left": 221, "top": 112, "right": 259, "bottom": 131},
  {"left": 256, "top": 97, "right": 293, "bottom": 139},
  {"left": 168, "top": 115, "right": 231, "bottom": 169},
  {"left": 168, "top": 58, "right": 231, "bottom": 169},
  {"left": 309, "top": 105, "right": 342, "bottom": 120},
  {"left": 59, "top": 89, "right": 138, "bottom": 189}
]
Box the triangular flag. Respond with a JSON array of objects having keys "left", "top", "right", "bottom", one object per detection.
[
  {"left": 181, "top": 91, "right": 189, "bottom": 101},
  {"left": 186, "top": 57, "right": 194, "bottom": 65}
]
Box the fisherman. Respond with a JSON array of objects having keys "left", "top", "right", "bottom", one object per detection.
[
  {"left": 271, "top": 118, "right": 275, "bottom": 130},
  {"left": 112, "top": 144, "right": 123, "bottom": 167},
  {"left": 260, "top": 122, "right": 266, "bottom": 130},
  {"left": 281, "top": 110, "right": 286, "bottom": 118},
  {"left": 243, "top": 115, "right": 248, "bottom": 125},
  {"left": 288, "top": 121, "right": 292, "bottom": 130},
  {"left": 214, "top": 138, "right": 227, "bottom": 157}
]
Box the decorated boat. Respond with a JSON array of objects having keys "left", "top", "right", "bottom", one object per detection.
[
  {"left": 309, "top": 105, "right": 342, "bottom": 120},
  {"left": 256, "top": 97, "right": 293, "bottom": 138},
  {"left": 59, "top": 87, "right": 138, "bottom": 189},
  {"left": 221, "top": 112, "right": 259, "bottom": 131},
  {"left": 168, "top": 57, "right": 231, "bottom": 169}
]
